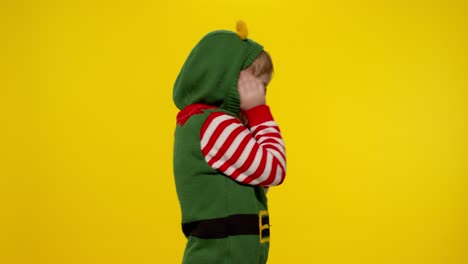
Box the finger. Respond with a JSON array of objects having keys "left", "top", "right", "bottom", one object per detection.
[{"left": 242, "top": 70, "right": 255, "bottom": 80}]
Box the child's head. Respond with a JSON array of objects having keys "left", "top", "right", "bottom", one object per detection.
[{"left": 173, "top": 21, "right": 271, "bottom": 115}]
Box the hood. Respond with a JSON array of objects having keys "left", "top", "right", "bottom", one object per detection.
[{"left": 173, "top": 30, "right": 263, "bottom": 115}]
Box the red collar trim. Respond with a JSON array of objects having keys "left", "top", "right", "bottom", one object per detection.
[{"left": 177, "top": 104, "right": 217, "bottom": 126}]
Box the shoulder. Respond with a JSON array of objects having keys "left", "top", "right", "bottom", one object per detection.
[
  {"left": 201, "top": 110, "right": 242, "bottom": 135},
  {"left": 201, "top": 107, "right": 240, "bottom": 126}
]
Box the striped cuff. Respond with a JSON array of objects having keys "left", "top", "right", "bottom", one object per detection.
[{"left": 244, "top": 105, "right": 274, "bottom": 127}]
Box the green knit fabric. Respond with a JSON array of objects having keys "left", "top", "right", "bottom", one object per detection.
[{"left": 173, "top": 30, "right": 270, "bottom": 263}]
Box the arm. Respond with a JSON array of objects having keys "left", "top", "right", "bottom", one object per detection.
[{"left": 200, "top": 105, "right": 286, "bottom": 186}]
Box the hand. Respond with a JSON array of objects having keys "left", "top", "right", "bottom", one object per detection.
[{"left": 237, "top": 70, "right": 266, "bottom": 111}]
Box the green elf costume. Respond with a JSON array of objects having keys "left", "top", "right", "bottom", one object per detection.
[{"left": 173, "top": 21, "right": 287, "bottom": 264}]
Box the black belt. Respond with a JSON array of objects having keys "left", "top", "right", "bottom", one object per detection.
[{"left": 182, "top": 212, "right": 270, "bottom": 242}]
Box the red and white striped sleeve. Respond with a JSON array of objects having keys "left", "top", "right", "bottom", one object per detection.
[{"left": 200, "top": 105, "right": 286, "bottom": 186}]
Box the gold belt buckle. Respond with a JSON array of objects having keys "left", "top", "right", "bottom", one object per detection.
[{"left": 259, "top": 210, "right": 270, "bottom": 243}]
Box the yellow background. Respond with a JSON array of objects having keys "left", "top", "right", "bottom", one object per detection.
[{"left": 1, "top": 0, "right": 467, "bottom": 263}]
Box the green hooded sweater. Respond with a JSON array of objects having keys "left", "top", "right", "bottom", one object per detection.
[{"left": 173, "top": 30, "right": 270, "bottom": 263}]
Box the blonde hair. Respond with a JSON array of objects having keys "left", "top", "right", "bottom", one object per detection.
[{"left": 247, "top": 50, "right": 274, "bottom": 78}]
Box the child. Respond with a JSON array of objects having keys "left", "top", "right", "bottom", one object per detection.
[{"left": 173, "top": 21, "right": 287, "bottom": 264}]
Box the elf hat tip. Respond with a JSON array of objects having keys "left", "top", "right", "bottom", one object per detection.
[{"left": 236, "top": 20, "right": 248, "bottom": 40}]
